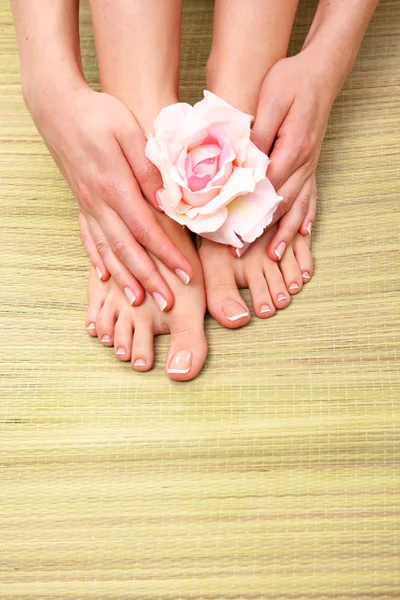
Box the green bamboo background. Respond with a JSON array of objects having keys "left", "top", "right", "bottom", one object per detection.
[{"left": 0, "top": 0, "right": 399, "bottom": 598}]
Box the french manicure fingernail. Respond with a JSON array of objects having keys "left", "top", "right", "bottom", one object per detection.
[
  {"left": 222, "top": 301, "right": 250, "bottom": 322},
  {"left": 175, "top": 268, "right": 191, "bottom": 285},
  {"left": 289, "top": 283, "right": 300, "bottom": 291},
  {"left": 260, "top": 304, "right": 272, "bottom": 314},
  {"left": 235, "top": 248, "right": 242, "bottom": 258},
  {"left": 156, "top": 189, "right": 165, "bottom": 211},
  {"left": 307, "top": 222, "right": 312, "bottom": 235},
  {"left": 116, "top": 347, "right": 126, "bottom": 356},
  {"left": 303, "top": 271, "right": 311, "bottom": 280},
  {"left": 277, "top": 293, "right": 287, "bottom": 302},
  {"left": 167, "top": 350, "right": 192, "bottom": 374},
  {"left": 86, "top": 322, "right": 96, "bottom": 331},
  {"left": 274, "top": 242, "right": 287, "bottom": 260},
  {"left": 96, "top": 266, "right": 103, "bottom": 281},
  {"left": 101, "top": 334, "right": 111, "bottom": 343},
  {"left": 134, "top": 358, "right": 146, "bottom": 368},
  {"left": 124, "top": 287, "right": 136, "bottom": 306},
  {"left": 153, "top": 292, "right": 168, "bottom": 312}
]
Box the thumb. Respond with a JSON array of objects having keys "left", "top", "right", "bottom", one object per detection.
[
  {"left": 251, "top": 88, "right": 289, "bottom": 157},
  {"left": 118, "top": 123, "right": 164, "bottom": 212}
]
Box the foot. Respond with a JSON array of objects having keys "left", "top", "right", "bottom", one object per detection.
[
  {"left": 86, "top": 211, "right": 207, "bottom": 382},
  {"left": 199, "top": 226, "right": 313, "bottom": 329}
]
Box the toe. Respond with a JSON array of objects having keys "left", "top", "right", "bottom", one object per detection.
[
  {"left": 86, "top": 268, "right": 107, "bottom": 337},
  {"left": 95, "top": 296, "right": 118, "bottom": 347},
  {"left": 293, "top": 234, "right": 314, "bottom": 283},
  {"left": 131, "top": 318, "right": 154, "bottom": 372},
  {"left": 246, "top": 268, "right": 276, "bottom": 319},
  {"left": 113, "top": 309, "right": 134, "bottom": 361},
  {"left": 166, "top": 319, "right": 207, "bottom": 382},
  {"left": 263, "top": 260, "right": 291, "bottom": 310},
  {"left": 279, "top": 245, "right": 303, "bottom": 295}
]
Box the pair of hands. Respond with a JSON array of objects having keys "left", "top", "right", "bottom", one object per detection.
[{"left": 31, "top": 52, "right": 333, "bottom": 309}]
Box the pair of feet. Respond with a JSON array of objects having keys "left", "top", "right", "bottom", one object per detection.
[{"left": 86, "top": 206, "right": 313, "bottom": 381}]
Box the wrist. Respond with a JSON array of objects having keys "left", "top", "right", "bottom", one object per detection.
[
  {"left": 298, "top": 43, "right": 347, "bottom": 105},
  {"left": 22, "top": 69, "right": 87, "bottom": 118}
]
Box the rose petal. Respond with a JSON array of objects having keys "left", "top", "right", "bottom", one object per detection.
[
  {"left": 165, "top": 204, "right": 229, "bottom": 233},
  {"left": 196, "top": 167, "right": 256, "bottom": 216}
]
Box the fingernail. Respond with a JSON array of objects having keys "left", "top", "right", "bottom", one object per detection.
[
  {"left": 274, "top": 242, "right": 287, "bottom": 260},
  {"left": 260, "top": 304, "right": 272, "bottom": 314},
  {"left": 235, "top": 248, "right": 242, "bottom": 258},
  {"left": 153, "top": 292, "right": 168, "bottom": 312},
  {"left": 86, "top": 322, "right": 96, "bottom": 331},
  {"left": 116, "top": 347, "right": 126, "bottom": 356},
  {"left": 124, "top": 287, "right": 136, "bottom": 306},
  {"left": 307, "top": 222, "right": 312, "bottom": 235},
  {"left": 289, "top": 283, "right": 300, "bottom": 291},
  {"left": 277, "top": 293, "right": 287, "bottom": 302},
  {"left": 134, "top": 358, "right": 147, "bottom": 368},
  {"left": 96, "top": 266, "right": 103, "bottom": 281},
  {"left": 156, "top": 189, "right": 165, "bottom": 211},
  {"left": 167, "top": 350, "right": 192, "bottom": 374},
  {"left": 175, "top": 268, "right": 191, "bottom": 285},
  {"left": 303, "top": 271, "right": 311, "bottom": 280},
  {"left": 222, "top": 301, "right": 249, "bottom": 322},
  {"left": 101, "top": 334, "right": 111, "bottom": 343}
]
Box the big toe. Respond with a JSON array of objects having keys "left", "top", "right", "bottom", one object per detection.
[{"left": 166, "top": 317, "right": 207, "bottom": 382}]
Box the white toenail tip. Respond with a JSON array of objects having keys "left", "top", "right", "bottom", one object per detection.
[
  {"left": 116, "top": 348, "right": 126, "bottom": 356},
  {"left": 227, "top": 312, "right": 249, "bottom": 322},
  {"left": 289, "top": 283, "right": 300, "bottom": 291},
  {"left": 134, "top": 359, "right": 146, "bottom": 367},
  {"left": 101, "top": 336, "right": 111, "bottom": 343},
  {"left": 277, "top": 294, "right": 287, "bottom": 302},
  {"left": 96, "top": 267, "right": 103, "bottom": 281},
  {"left": 303, "top": 272, "right": 311, "bottom": 279},
  {"left": 168, "top": 368, "right": 191, "bottom": 374},
  {"left": 86, "top": 323, "right": 96, "bottom": 330},
  {"left": 260, "top": 307, "right": 271, "bottom": 314}
]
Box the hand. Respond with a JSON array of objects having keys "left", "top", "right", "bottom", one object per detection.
[
  {"left": 231, "top": 50, "right": 334, "bottom": 259},
  {"left": 29, "top": 83, "right": 193, "bottom": 311}
]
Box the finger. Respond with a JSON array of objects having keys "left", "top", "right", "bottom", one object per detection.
[
  {"left": 78, "top": 211, "right": 110, "bottom": 281},
  {"left": 267, "top": 176, "right": 313, "bottom": 262},
  {"left": 117, "top": 124, "right": 164, "bottom": 212},
  {"left": 251, "top": 87, "right": 290, "bottom": 156},
  {"left": 86, "top": 214, "right": 145, "bottom": 307},
  {"left": 299, "top": 176, "right": 317, "bottom": 236},
  {"left": 106, "top": 160, "right": 194, "bottom": 285},
  {"left": 94, "top": 207, "right": 178, "bottom": 312}
]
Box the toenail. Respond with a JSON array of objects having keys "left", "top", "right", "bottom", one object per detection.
[
  {"left": 175, "top": 268, "right": 191, "bottom": 285},
  {"left": 167, "top": 350, "right": 192, "bottom": 374},
  {"left": 222, "top": 301, "right": 249, "bottom": 322},
  {"left": 116, "top": 347, "right": 126, "bottom": 356},
  {"left": 153, "top": 292, "right": 168, "bottom": 312},
  {"left": 124, "top": 287, "right": 136, "bottom": 305},
  {"left": 96, "top": 266, "right": 103, "bottom": 281},
  {"left": 277, "top": 293, "right": 287, "bottom": 302},
  {"left": 307, "top": 222, "right": 312, "bottom": 235},
  {"left": 260, "top": 304, "right": 272, "bottom": 314},
  {"left": 289, "top": 283, "right": 300, "bottom": 291},
  {"left": 303, "top": 271, "right": 311, "bottom": 280},
  {"left": 86, "top": 322, "right": 96, "bottom": 331},
  {"left": 133, "top": 358, "right": 146, "bottom": 368},
  {"left": 274, "top": 241, "right": 287, "bottom": 260},
  {"left": 101, "top": 334, "right": 111, "bottom": 343}
]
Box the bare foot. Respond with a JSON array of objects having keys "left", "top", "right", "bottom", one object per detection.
[
  {"left": 85, "top": 211, "right": 207, "bottom": 382},
  {"left": 199, "top": 226, "right": 313, "bottom": 329}
]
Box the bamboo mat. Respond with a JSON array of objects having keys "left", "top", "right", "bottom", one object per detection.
[{"left": 1, "top": 0, "right": 399, "bottom": 598}]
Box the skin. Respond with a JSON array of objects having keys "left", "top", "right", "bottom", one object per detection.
[{"left": 10, "top": 0, "right": 194, "bottom": 312}]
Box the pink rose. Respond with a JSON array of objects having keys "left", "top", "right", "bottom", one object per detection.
[{"left": 145, "top": 91, "right": 282, "bottom": 248}]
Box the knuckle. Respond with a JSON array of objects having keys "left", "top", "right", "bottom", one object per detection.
[
  {"left": 111, "top": 239, "right": 127, "bottom": 261},
  {"left": 251, "top": 129, "right": 270, "bottom": 152},
  {"left": 77, "top": 181, "right": 96, "bottom": 212},
  {"left": 95, "top": 238, "right": 110, "bottom": 258},
  {"left": 138, "top": 264, "right": 158, "bottom": 287},
  {"left": 135, "top": 159, "right": 160, "bottom": 185},
  {"left": 94, "top": 172, "right": 116, "bottom": 198},
  {"left": 132, "top": 222, "right": 151, "bottom": 245}
]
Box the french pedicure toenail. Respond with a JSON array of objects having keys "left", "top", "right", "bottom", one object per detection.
[
  {"left": 277, "top": 293, "right": 287, "bottom": 302},
  {"left": 116, "top": 347, "right": 126, "bottom": 356},
  {"left": 260, "top": 304, "right": 272, "bottom": 314},
  {"left": 222, "top": 301, "right": 250, "bottom": 322},
  {"left": 153, "top": 292, "right": 168, "bottom": 312},
  {"left": 175, "top": 268, "right": 191, "bottom": 285},
  {"left": 274, "top": 242, "right": 287, "bottom": 260},
  {"left": 86, "top": 322, "right": 96, "bottom": 331},
  {"left": 134, "top": 358, "right": 147, "bottom": 368},
  {"left": 101, "top": 334, "right": 111, "bottom": 343},
  {"left": 96, "top": 266, "right": 103, "bottom": 281},
  {"left": 167, "top": 350, "right": 192, "bottom": 374},
  {"left": 303, "top": 271, "right": 311, "bottom": 280},
  {"left": 289, "top": 283, "right": 300, "bottom": 291},
  {"left": 124, "top": 287, "right": 136, "bottom": 306}
]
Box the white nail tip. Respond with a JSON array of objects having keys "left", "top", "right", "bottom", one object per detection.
[
  {"left": 175, "top": 268, "right": 190, "bottom": 285},
  {"left": 134, "top": 359, "right": 146, "bottom": 367},
  {"left": 167, "top": 368, "right": 191, "bottom": 374},
  {"left": 274, "top": 249, "right": 282, "bottom": 260},
  {"left": 86, "top": 323, "right": 96, "bottom": 330},
  {"left": 116, "top": 348, "right": 126, "bottom": 356},
  {"left": 96, "top": 267, "right": 103, "bottom": 281},
  {"left": 235, "top": 249, "right": 241, "bottom": 258},
  {"left": 289, "top": 283, "right": 300, "bottom": 291},
  {"left": 307, "top": 222, "right": 312, "bottom": 235},
  {"left": 227, "top": 312, "right": 249, "bottom": 322},
  {"left": 153, "top": 293, "right": 168, "bottom": 312},
  {"left": 260, "top": 307, "right": 271, "bottom": 314}
]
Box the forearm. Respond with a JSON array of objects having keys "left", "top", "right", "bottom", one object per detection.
[
  {"left": 302, "top": 0, "right": 379, "bottom": 98},
  {"left": 11, "top": 0, "right": 84, "bottom": 112}
]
